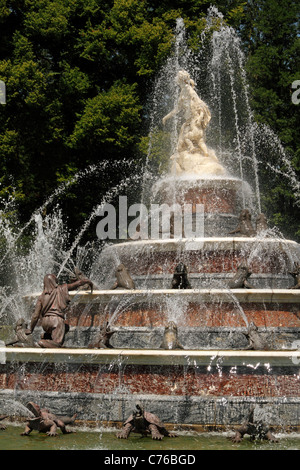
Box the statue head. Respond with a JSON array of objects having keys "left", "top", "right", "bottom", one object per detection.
[
  {"left": 133, "top": 402, "right": 144, "bottom": 418},
  {"left": 176, "top": 70, "right": 191, "bottom": 87},
  {"left": 43, "top": 274, "right": 58, "bottom": 293},
  {"left": 240, "top": 209, "right": 251, "bottom": 221},
  {"left": 166, "top": 321, "right": 178, "bottom": 332}
]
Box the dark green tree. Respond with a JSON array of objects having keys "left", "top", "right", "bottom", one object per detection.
[
  {"left": 236, "top": 0, "right": 300, "bottom": 238},
  {"left": 0, "top": 0, "right": 298, "bottom": 240}
]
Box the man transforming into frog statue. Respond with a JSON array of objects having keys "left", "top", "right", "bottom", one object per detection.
[{"left": 26, "top": 273, "right": 93, "bottom": 348}]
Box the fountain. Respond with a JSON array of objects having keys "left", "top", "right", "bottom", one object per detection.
[{"left": 1, "top": 10, "right": 300, "bottom": 440}]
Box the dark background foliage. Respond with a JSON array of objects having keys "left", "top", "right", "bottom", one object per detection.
[{"left": 0, "top": 0, "right": 299, "bottom": 242}]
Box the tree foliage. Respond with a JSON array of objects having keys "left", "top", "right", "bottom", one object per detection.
[{"left": 0, "top": 0, "right": 299, "bottom": 239}]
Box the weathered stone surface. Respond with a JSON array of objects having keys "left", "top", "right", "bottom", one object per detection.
[{"left": 0, "top": 389, "right": 299, "bottom": 427}]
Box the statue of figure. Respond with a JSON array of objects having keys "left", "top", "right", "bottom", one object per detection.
[
  {"left": 162, "top": 70, "right": 226, "bottom": 176},
  {"left": 5, "top": 318, "right": 35, "bottom": 347},
  {"left": 229, "top": 209, "right": 256, "bottom": 237},
  {"left": 88, "top": 321, "right": 116, "bottom": 349},
  {"left": 256, "top": 213, "right": 268, "bottom": 234},
  {"left": 289, "top": 262, "right": 300, "bottom": 289},
  {"left": 111, "top": 264, "right": 135, "bottom": 290},
  {"left": 231, "top": 406, "right": 278, "bottom": 443},
  {"left": 26, "top": 273, "right": 93, "bottom": 348},
  {"left": 228, "top": 264, "right": 254, "bottom": 289},
  {"left": 171, "top": 262, "right": 192, "bottom": 289}
]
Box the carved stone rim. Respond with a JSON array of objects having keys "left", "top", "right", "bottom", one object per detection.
[
  {"left": 24, "top": 288, "right": 300, "bottom": 304},
  {"left": 110, "top": 236, "right": 300, "bottom": 252},
  {"left": 1, "top": 346, "right": 299, "bottom": 367}
]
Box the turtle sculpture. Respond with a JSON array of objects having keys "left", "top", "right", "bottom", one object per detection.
[
  {"left": 116, "top": 403, "right": 177, "bottom": 440},
  {"left": 0, "top": 415, "right": 8, "bottom": 430},
  {"left": 231, "top": 406, "right": 278, "bottom": 443},
  {"left": 21, "top": 402, "right": 77, "bottom": 437}
]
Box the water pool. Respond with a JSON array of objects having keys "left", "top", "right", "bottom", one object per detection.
[{"left": 1, "top": 425, "right": 299, "bottom": 451}]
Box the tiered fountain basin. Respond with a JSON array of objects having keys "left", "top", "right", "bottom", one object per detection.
[
  {"left": 21, "top": 286, "right": 300, "bottom": 351},
  {"left": 152, "top": 176, "right": 246, "bottom": 236},
  {"left": 1, "top": 347, "right": 300, "bottom": 429},
  {"left": 153, "top": 176, "right": 244, "bottom": 212},
  {"left": 1, "top": 174, "right": 300, "bottom": 430},
  {"left": 101, "top": 237, "right": 300, "bottom": 289}
]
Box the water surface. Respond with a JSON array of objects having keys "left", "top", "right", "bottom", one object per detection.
[{"left": 1, "top": 425, "right": 299, "bottom": 451}]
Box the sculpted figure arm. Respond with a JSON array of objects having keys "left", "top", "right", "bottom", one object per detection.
[
  {"left": 27, "top": 277, "right": 93, "bottom": 336},
  {"left": 67, "top": 278, "right": 93, "bottom": 293},
  {"left": 162, "top": 105, "right": 178, "bottom": 126}
]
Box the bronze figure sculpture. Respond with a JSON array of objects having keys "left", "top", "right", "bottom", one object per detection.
[
  {"left": 229, "top": 209, "right": 256, "bottom": 237},
  {"left": 160, "top": 321, "right": 184, "bottom": 350},
  {"left": 111, "top": 264, "right": 135, "bottom": 289},
  {"left": 231, "top": 406, "right": 278, "bottom": 443},
  {"left": 116, "top": 402, "right": 177, "bottom": 440},
  {"left": 0, "top": 416, "right": 7, "bottom": 430},
  {"left": 5, "top": 318, "right": 35, "bottom": 347},
  {"left": 242, "top": 321, "right": 268, "bottom": 350},
  {"left": 21, "top": 402, "right": 77, "bottom": 437},
  {"left": 27, "top": 273, "right": 93, "bottom": 348},
  {"left": 69, "top": 266, "right": 95, "bottom": 291},
  {"left": 228, "top": 264, "right": 254, "bottom": 289},
  {"left": 289, "top": 262, "right": 300, "bottom": 289},
  {"left": 256, "top": 213, "right": 268, "bottom": 234},
  {"left": 88, "top": 321, "right": 116, "bottom": 349},
  {"left": 171, "top": 262, "right": 192, "bottom": 289}
]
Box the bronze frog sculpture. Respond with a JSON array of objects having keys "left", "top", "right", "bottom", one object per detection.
[
  {"left": 229, "top": 209, "right": 256, "bottom": 237},
  {"left": 69, "top": 266, "right": 96, "bottom": 291},
  {"left": 111, "top": 264, "right": 135, "bottom": 289},
  {"left": 289, "top": 262, "right": 300, "bottom": 289},
  {"left": 116, "top": 402, "right": 177, "bottom": 440},
  {"left": 228, "top": 264, "right": 254, "bottom": 289},
  {"left": 88, "top": 321, "right": 116, "bottom": 349},
  {"left": 256, "top": 213, "right": 268, "bottom": 234},
  {"left": 5, "top": 318, "right": 35, "bottom": 347},
  {"left": 171, "top": 262, "right": 192, "bottom": 289},
  {"left": 21, "top": 402, "right": 77, "bottom": 437},
  {"left": 160, "top": 321, "right": 184, "bottom": 350}
]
